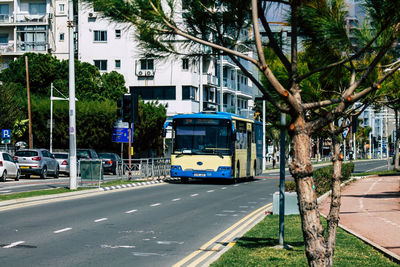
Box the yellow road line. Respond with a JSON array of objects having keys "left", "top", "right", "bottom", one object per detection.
[
  {"left": 187, "top": 205, "right": 272, "bottom": 267},
  {"left": 173, "top": 203, "right": 272, "bottom": 267}
]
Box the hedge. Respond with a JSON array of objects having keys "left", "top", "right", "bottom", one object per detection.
[{"left": 285, "top": 162, "right": 355, "bottom": 196}]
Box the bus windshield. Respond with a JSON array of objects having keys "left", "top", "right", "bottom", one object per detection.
[{"left": 173, "top": 118, "right": 232, "bottom": 156}]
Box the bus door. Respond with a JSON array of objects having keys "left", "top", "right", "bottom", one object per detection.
[{"left": 246, "top": 129, "right": 252, "bottom": 177}]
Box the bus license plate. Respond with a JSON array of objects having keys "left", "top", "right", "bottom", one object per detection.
[{"left": 194, "top": 173, "right": 206, "bottom": 177}]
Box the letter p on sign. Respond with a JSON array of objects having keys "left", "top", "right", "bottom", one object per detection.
[{"left": 1, "top": 129, "right": 11, "bottom": 139}]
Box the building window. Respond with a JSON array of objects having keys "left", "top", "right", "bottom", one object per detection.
[
  {"left": 140, "top": 59, "right": 154, "bottom": 70},
  {"left": 94, "top": 60, "right": 107, "bottom": 71},
  {"left": 133, "top": 86, "right": 176, "bottom": 100},
  {"left": 182, "top": 58, "right": 189, "bottom": 70},
  {"left": 115, "top": 59, "right": 121, "bottom": 69},
  {"left": 59, "top": 33, "right": 64, "bottom": 41},
  {"left": 0, "top": 4, "right": 9, "bottom": 22},
  {"left": 182, "top": 85, "right": 197, "bottom": 100},
  {"left": 94, "top": 30, "right": 107, "bottom": 42},
  {"left": 29, "top": 3, "right": 46, "bottom": 15},
  {"left": 115, "top": 29, "right": 121, "bottom": 38},
  {"left": 0, "top": 33, "right": 8, "bottom": 44},
  {"left": 59, "top": 4, "right": 65, "bottom": 13}
]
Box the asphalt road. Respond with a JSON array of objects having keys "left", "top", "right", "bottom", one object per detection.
[
  {"left": 0, "top": 159, "right": 392, "bottom": 195},
  {"left": 0, "top": 178, "right": 276, "bottom": 266},
  {"left": 0, "top": 159, "right": 392, "bottom": 266}
]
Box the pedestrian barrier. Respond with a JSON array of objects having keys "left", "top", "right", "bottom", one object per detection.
[{"left": 120, "top": 158, "right": 170, "bottom": 180}]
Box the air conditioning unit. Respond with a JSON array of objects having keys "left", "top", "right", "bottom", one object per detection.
[
  {"left": 88, "top": 12, "right": 96, "bottom": 18},
  {"left": 138, "top": 71, "right": 144, "bottom": 76}
]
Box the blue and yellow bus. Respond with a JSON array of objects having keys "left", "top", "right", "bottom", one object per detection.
[{"left": 170, "top": 111, "right": 263, "bottom": 183}]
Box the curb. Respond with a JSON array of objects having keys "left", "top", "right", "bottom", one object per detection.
[{"left": 101, "top": 180, "right": 165, "bottom": 191}]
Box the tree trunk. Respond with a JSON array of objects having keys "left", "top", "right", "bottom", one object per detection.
[
  {"left": 395, "top": 108, "right": 399, "bottom": 171},
  {"left": 326, "top": 124, "right": 343, "bottom": 266},
  {"left": 289, "top": 116, "right": 327, "bottom": 266}
]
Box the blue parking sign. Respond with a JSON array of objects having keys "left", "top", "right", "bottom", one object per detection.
[{"left": 1, "top": 129, "right": 11, "bottom": 139}]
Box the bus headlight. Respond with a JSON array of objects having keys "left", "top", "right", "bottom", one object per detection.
[
  {"left": 217, "top": 167, "right": 231, "bottom": 172},
  {"left": 171, "top": 165, "right": 182, "bottom": 170}
]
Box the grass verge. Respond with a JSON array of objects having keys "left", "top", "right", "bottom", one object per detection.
[
  {"left": 211, "top": 215, "right": 398, "bottom": 267},
  {"left": 0, "top": 179, "right": 143, "bottom": 202}
]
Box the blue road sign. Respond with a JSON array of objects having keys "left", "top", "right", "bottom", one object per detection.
[
  {"left": 112, "top": 127, "right": 133, "bottom": 143},
  {"left": 1, "top": 129, "right": 11, "bottom": 139}
]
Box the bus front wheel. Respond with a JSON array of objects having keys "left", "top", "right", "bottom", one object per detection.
[{"left": 181, "top": 177, "right": 189, "bottom": 183}]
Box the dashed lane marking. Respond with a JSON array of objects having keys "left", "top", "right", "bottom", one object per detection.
[
  {"left": 207, "top": 190, "right": 215, "bottom": 193},
  {"left": 94, "top": 218, "right": 108, "bottom": 223},
  {"left": 3, "top": 241, "right": 25, "bottom": 248},
  {"left": 172, "top": 198, "right": 181, "bottom": 201},
  {"left": 54, "top": 228, "right": 72, "bottom": 234},
  {"left": 150, "top": 203, "right": 161, "bottom": 207},
  {"left": 125, "top": 209, "right": 137, "bottom": 214},
  {"left": 191, "top": 194, "right": 199, "bottom": 197}
]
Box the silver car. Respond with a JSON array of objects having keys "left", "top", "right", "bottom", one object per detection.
[
  {"left": 53, "top": 152, "right": 70, "bottom": 175},
  {"left": 14, "top": 149, "right": 59, "bottom": 179},
  {"left": 0, "top": 152, "right": 20, "bottom": 182}
]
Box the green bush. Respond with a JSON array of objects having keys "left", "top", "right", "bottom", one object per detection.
[
  {"left": 313, "top": 162, "right": 355, "bottom": 196},
  {"left": 285, "top": 181, "right": 296, "bottom": 192}
]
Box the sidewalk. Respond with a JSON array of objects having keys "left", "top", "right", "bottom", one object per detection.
[{"left": 319, "top": 175, "right": 400, "bottom": 260}]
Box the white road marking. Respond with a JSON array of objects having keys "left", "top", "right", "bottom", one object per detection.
[
  {"left": 101, "top": 244, "right": 136, "bottom": 249},
  {"left": 157, "top": 241, "right": 184, "bottom": 245},
  {"left": 233, "top": 184, "right": 239, "bottom": 187},
  {"left": 94, "top": 218, "right": 108, "bottom": 223},
  {"left": 221, "top": 187, "right": 227, "bottom": 190},
  {"left": 223, "top": 210, "right": 236, "bottom": 213},
  {"left": 191, "top": 194, "right": 199, "bottom": 197},
  {"left": 150, "top": 203, "right": 161, "bottom": 207},
  {"left": 172, "top": 198, "right": 181, "bottom": 201},
  {"left": 216, "top": 214, "right": 227, "bottom": 216},
  {"left": 3, "top": 241, "right": 25, "bottom": 248},
  {"left": 125, "top": 209, "right": 137, "bottom": 214},
  {"left": 0, "top": 190, "right": 11, "bottom": 193},
  {"left": 207, "top": 190, "right": 215, "bottom": 193},
  {"left": 54, "top": 227, "right": 72, "bottom": 234},
  {"left": 366, "top": 165, "right": 387, "bottom": 172},
  {"left": 239, "top": 206, "right": 248, "bottom": 208}
]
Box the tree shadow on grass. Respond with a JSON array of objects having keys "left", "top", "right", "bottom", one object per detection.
[{"left": 235, "top": 237, "right": 304, "bottom": 249}]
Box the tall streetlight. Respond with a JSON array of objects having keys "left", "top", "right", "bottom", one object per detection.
[{"left": 68, "top": 0, "right": 77, "bottom": 189}]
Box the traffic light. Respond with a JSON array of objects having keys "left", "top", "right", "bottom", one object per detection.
[
  {"left": 116, "top": 97, "right": 122, "bottom": 119},
  {"left": 122, "top": 94, "right": 132, "bottom": 122},
  {"left": 131, "top": 90, "right": 139, "bottom": 123}
]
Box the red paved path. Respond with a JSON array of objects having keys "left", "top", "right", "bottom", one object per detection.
[{"left": 319, "top": 175, "right": 400, "bottom": 257}]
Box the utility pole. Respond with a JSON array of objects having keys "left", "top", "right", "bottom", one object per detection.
[
  {"left": 279, "top": 113, "right": 286, "bottom": 247},
  {"left": 25, "top": 56, "right": 33, "bottom": 149},
  {"left": 262, "top": 100, "right": 266, "bottom": 170},
  {"left": 68, "top": 0, "right": 77, "bottom": 190},
  {"left": 50, "top": 83, "right": 53, "bottom": 153},
  {"left": 219, "top": 52, "right": 223, "bottom": 112}
]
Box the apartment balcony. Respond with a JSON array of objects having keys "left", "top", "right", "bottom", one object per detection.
[
  {"left": 15, "top": 13, "right": 49, "bottom": 24},
  {"left": 17, "top": 41, "right": 47, "bottom": 52},
  {"left": 203, "top": 73, "right": 219, "bottom": 87},
  {"left": 0, "top": 42, "right": 14, "bottom": 53},
  {"left": 0, "top": 14, "right": 12, "bottom": 24}
]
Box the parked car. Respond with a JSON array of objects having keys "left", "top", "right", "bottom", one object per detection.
[
  {"left": 14, "top": 149, "right": 59, "bottom": 179},
  {"left": 98, "top": 153, "right": 123, "bottom": 175},
  {"left": 76, "top": 149, "right": 99, "bottom": 160},
  {"left": 53, "top": 152, "right": 70, "bottom": 175},
  {"left": 0, "top": 152, "right": 20, "bottom": 182}
]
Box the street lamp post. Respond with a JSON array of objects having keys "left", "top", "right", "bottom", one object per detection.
[{"left": 68, "top": 0, "right": 77, "bottom": 190}]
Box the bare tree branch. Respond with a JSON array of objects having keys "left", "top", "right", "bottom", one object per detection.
[
  {"left": 258, "top": 0, "right": 292, "bottom": 72},
  {"left": 228, "top": 54, "right": 290, "bottom": 113}
]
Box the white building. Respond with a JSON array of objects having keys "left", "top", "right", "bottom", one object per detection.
[
  {"left": 77, "top": 2, "right": 257, "bottom": 118},
  {"left": 0, "top": 0, "right": 69, "bottom": 69}
]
